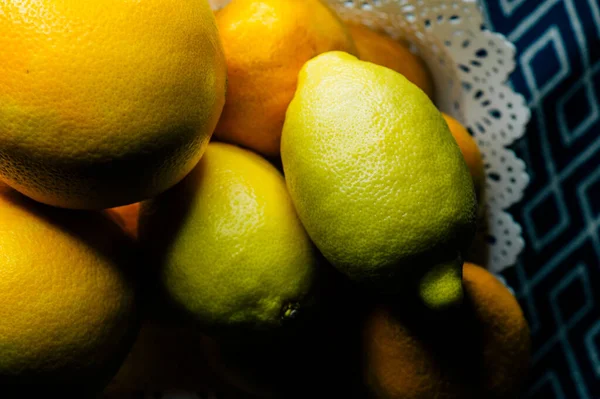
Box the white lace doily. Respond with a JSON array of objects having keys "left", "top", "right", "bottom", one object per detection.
[{"left": 103, "top": 1, "right": 530, "bottom": 397}]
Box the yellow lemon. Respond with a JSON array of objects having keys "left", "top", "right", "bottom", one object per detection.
[
  {"left": 0, "top": 185, "right": 139, "bottom": 395},
  {"left": 139, "top": 142, "right": 320, "bottom": 334},
  {"left": 281, "top": 51, "right": 477, "bottom": 310}
]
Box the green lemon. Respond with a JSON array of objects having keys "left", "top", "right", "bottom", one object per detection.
[
  {"left": 280, "top": 51, "right": 477, "bottom": 310},
  {"left": 139, "top": 142, "right": 320, "bottom": 334}
]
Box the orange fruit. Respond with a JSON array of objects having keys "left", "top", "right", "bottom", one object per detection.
[
  {"left": 0, "top": 185, "right": 139, "bottom": 395},
  {"left": 213, "top": 0, "right": 357, "bottom": 157},
  {"left": 106, "top": 203, "right": 140, "bottom": 239},
  {"left": 442, "top": 113, "right": 486, "bottom": 205},
  {"left": 363, "top": 262, "right": 530, "bottom": 398},
  {"left": 461, "top": 263, "right": 531, "bottom": 396},
  {"left": 348, "top": 23, "right": 434, "bottom": 99},
  {"left": 0, "top": 0, "right": 226, "bottom": 209}
]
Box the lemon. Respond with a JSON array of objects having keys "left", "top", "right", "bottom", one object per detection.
[
  {"left": 138, "top": 142, "right": 319, "bottom": 334},
  {"left": 0, "top": 185, "right": 139, "bottom": 395},
  {"left": 0, "top": 0, "right": 226, "bottom": 209},
  {"left": 280, "top": 51, "right": 477, "bottom": 310}
]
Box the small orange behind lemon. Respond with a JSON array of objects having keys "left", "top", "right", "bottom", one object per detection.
[
  {"left": 348, "top": 23, "right": 434, "bottom": 99},
  {"left": 362, "top": 262, "right": 530, "bottom": 399},
  {"left": 461, "top": 263, "right": 531, "bottom": 396},
  {"left": 107, "top": 203, "right": 141, "bottom": 239},
  {"left": 213, "top": 0, "right": 357, "bottom": 157},
  {"left": 441, "top": 113, "right": 486, "bottom": 204}
]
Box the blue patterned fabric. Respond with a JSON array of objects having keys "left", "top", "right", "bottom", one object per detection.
[{"left": 479, "top": 0, "right": 600, "bottom": 397}]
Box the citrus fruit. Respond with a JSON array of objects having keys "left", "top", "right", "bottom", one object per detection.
[
  {"left": 0, "top": 0, "right": 226, "bottom": 209},
  {"left": 461, "top": 263, "right": 531, "bottom": 396},
  {"left": 442, "top": 113, "right": 485, "bottom": 205},
  {"left": 362, "top": 262, "right": 530, "bottom": 399},
  {"left": 348, "top": 22, "right": 434, "bottom": 99},
  {"left": 280, "top": 51, "right": 477, "bottom": 309},
  {"left": 0, "top": 185, "right": 139, "bottom": 395},
  {"left": 138, "top": 142, "right": 320, "bottom": 335},
  {"left": 107, "top": 203, "right": 140, "bottom": 239},
  {"left": 213, "top": 0, "right": 357, "bottom": 157}
]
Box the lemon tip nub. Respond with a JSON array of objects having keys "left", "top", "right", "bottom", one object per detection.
[{"left": 418, "top": 258, "right": 464, "bottom": 311}]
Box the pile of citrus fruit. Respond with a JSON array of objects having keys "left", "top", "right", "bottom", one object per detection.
[{"left": 0, "top": 0, "right": 530, "bottom": 397}]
